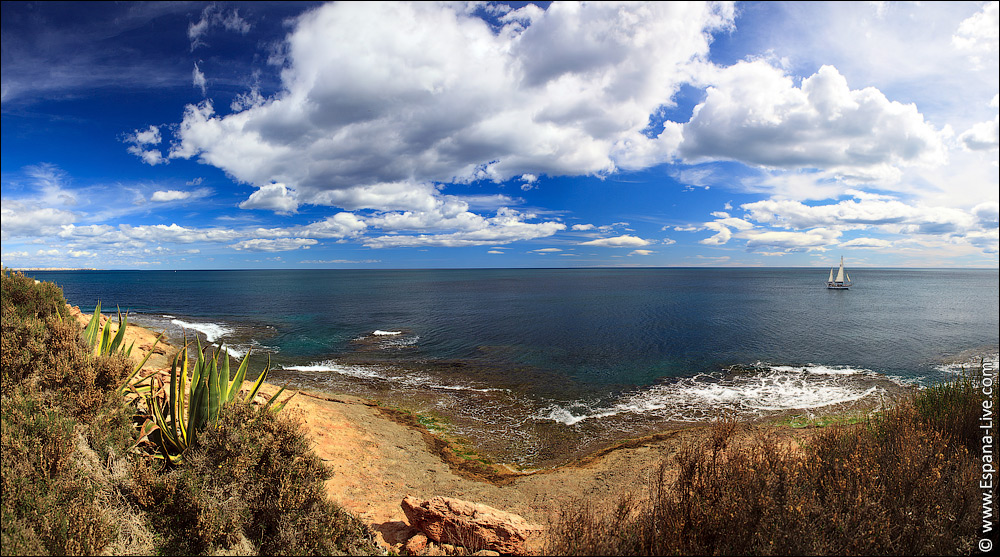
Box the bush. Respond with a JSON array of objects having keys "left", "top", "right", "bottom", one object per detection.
[
  {"left": 547, "top": 379, "right": 983, "bottom": 556},
  {"left": 131, "top": 402, "right": 377, "bottom": 555},
  {"left": 3, "top": 270, "right": 376, "bottom": 555}
]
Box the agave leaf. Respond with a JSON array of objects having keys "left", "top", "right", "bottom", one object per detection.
[
  {"left": 220, "top": 347, "right": 232, "bottom": 402},
  {"left": 149, "top": 394, "right": 182, "bottom": 455},
  {"left": 99, "top": 316, "right": 113, "bottom": 355},
  {"left": 83, "top": 302, "right": 102, "bottom": 348},
  {"left": 246, "top": 354, "right": 272, "bottom": 402},
  {"left": 265, "top": 386, "right": 295, "bottom": 413},
  {"left": 108, "top": 308, "right": 128, "bottom": 355},
  {"left": 228, "top": 348, "right": 252, "bottom": 403},
  {"left": 131, "top": 418, "right": 159, "bottom": 450},
  {"left": 188, "top": 380, "right": 208, "bottom": 445},
  {"left": 117, "top": 332, "right": 164, "bottom": 394},
  {"left": 208, "top": 351, "right": 221, "bottom": 424},
  {"left": 191, "top": 337, "right": 204, "bottom": 396}
]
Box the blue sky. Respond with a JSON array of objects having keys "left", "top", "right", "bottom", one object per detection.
[{"left": 2, "top": 1, "right": 997, "bottom": 269}]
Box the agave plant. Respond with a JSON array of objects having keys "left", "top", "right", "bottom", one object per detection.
[
  {"left": 142, "top": 339, "right": 293, "bottom": 464},
  {"left": 82, "top": 301, "right": 162, "bottom": 394}
]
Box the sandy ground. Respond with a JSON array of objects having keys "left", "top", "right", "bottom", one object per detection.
[{"left": 71, "top": 306, "right": 823, "bottom": 552}]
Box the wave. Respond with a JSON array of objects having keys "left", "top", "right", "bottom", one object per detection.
[
  {"left": 280, "top": 359, "right": 503, "bottom": 393},
  {"left": 282, "top": 360, "right": 391, "bottom": 380},
  {"left": 538, "top": 363, "right": 892, "bottom": 426},
  {"left": 170, "top": 319, "right": 234, "bottom": 343},
  {"left": 373, "top": 330, "right": 402, "bottom": 336},
  {"left": 933, "top": 352, "right": 998, "bottom": 375},
  {"left": 223, "top": 340, "right": 278, "bottom": 361}
]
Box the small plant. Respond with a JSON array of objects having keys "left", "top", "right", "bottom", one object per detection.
[
  {"left": 80, "top": 302, "right": 161, "bottom": 395},
  {"left": 141, "top": 339, "right": 293, "bottom": 464}
]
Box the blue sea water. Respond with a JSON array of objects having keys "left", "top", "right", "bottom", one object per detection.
[{"left": 25, "top": 268, "right": 999, "bottom": 465}]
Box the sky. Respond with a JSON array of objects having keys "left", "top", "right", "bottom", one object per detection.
[{"left": 1, "top": 1, "right": 998, "bottom": 270}]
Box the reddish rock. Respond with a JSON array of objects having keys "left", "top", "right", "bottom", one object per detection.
[
  {"left": 404, "top": 533, "right": 429, "bottom": 555},
  {"left": 401, "top": 496, "right": 542, "bottom": 555}
]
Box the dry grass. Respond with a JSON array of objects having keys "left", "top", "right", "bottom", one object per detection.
[{"left": 547, "top": 380, "right": 984, "bottom": 556}]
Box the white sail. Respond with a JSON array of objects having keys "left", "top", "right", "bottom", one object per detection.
[
  {"left": 834, "top": 257, "right": 845, "bottom": 283},
  {"left": 845, "top": 271, "right": 851, "bottom": 283},
  {"left": 828, "top": 269, "right": 834, "bottom": 282}
]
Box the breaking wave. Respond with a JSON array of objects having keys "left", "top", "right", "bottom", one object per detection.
[{"left": 538, "top": 363, "right": 893, "bottom": 426}]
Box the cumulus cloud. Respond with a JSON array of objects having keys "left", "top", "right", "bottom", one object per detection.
[
  {"left": 628, "top": 249, "right": 654, "bottom": 256},
  {"left": 679, "top": 63, "right": 947, "bottom": 184},
  {"left": 952, "top": 1, "right": 999, "bottom": 54},
  {"left": 151, "top": 190, "right": 191, "bottom": 202},
  {"left": 694, "top": 191, "right": 997, "bottom": 254},
  {"left": 959, "top": 114, "right": 999, "bottom": 151},
  {"left": 125, "top": 125, "right": 167, "bottom": 166},
  {"left": 230, "top": 238, "right": 317, "bottom": 252},
  {"left": 239, "top": 183, "right": 299, "bottom": 214},
  {"left": 743, "top": 228, "right": 841, "bottom": 252},
  {"left": 362, "top": 208, "right": 565, "bottom": 248},
  {"left": 571, "top": 224, "right": 595, "bottom": 231},
  {"left": 841, "top": 237, "right": 893, "bottom": 248},
  {"left": 167, "top": 2, "right": 734, "bottom": 215},
  {"left": 579, "top": 234, "right": 650, "bottom": 248},
  {"left": 1, "top": 200, "right": 77, "bottom": 239}
]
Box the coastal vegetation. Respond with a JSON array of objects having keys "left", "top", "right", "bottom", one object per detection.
[
  {"left": 546, "top": 373, "right": 984, "bottom": 555},
  {"left": 0, "top": 269, "right": 376, "bottom": 555}
]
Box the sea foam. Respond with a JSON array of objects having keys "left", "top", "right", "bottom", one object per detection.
[
  {"left": 170, "top": 319, "right": 234, "bottom": 342},
  {"left": 538, "top": 364, "right": 887, "bottom": 426}
]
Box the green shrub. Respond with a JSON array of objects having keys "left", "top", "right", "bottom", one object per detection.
[
  {"left": 131, "top": 402, "right": 377, "bottom": 555},
  {"left": 1, "top": 388, "right": 117, "bottom": 555},
  {"left": 2, "top": 270, "right": 376, "bottom": 556}
]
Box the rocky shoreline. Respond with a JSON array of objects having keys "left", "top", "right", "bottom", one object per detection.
[{"left": 73, "top": 305, "right": 842, "bottom": 554}]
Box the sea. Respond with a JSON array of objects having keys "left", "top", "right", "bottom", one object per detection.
[{"left": 23, "top": 268, "right": 1000, "bottom": 467}]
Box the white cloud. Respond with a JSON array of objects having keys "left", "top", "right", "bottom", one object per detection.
[
  {"left": 362, "top": 208, "right": 565, "bottom": 248},
  {"left": 959, "top": 114, "right": 999, "bottom": 151},
  {"left": 579, "top": 234, "right": 650, "bottom": 248},
  {"left": 239, "top": 183, "right": 299, "bottom": 214},
  {"left": 679, "top": 62, "right": 947, "bottom": 184},
  {"left": 168, "top": 2, "right": 734, "bottom": 215},
  {"left": 571, "top": 224, "right": 595, "bottom": 231},
  {"left": 628, "top": 249, "right": 654, "bottom": 256},
  {"left": 125, "top": 125, "right": 166, "bottom": 166},
  {"left": 229, "top": 238, "right": 317, "bottom": 252},
  {"left": 841, "top": 237, "right": 893, "bottom": 248},
  {"left": 952, "top": 1, "right": 999, "bottom": 54},
  {"left": 189, "top": 5, "right": 251, "bottom": 51},
  {"left": 1, "top": 200, "right": 77, "bottom": 239},
  {"left": 296, "top": 212, "right": 367, "bottom": 238},
  {"left": 743, "top": 228, "right": 842, "bottom": 252},
  {"left": 192, "top": 62, "right": 207, "bottom": 96},
  {"left": 532, "top": 247, "right": 562, "bottom": 253},
  {"left": 151, "top": 190, "right": 191, "bottom": 202}
]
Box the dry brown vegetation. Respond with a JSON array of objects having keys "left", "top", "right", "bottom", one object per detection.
[
  {"left": 1, "top": 269, "right": 377, "bottom": 555},
  {"left": 546, "top": 376, "right": 985, "bottom": 555}
]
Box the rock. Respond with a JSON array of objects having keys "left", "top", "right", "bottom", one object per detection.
[
  {"left": 404, "top": 533, "right": 429, "bottom": 555},
  {"left": 401, "top": 496, "right": 543, "bottom": 556},
  {"left": 472, "top": 551, "right": 500, "bottom": 557}
]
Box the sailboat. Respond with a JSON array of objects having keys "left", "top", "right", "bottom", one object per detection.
[{"left": 826, "top": 256, "right": 852, "bottom": 289}]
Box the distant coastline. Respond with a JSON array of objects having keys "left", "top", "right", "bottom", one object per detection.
[{"left": 5, "top": 267, "right": 100, "bottom": 271}]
